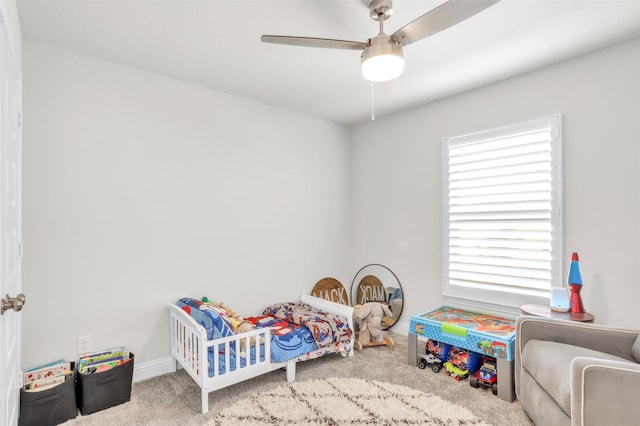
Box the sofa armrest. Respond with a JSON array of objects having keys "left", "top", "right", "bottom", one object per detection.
[
  {"left": 515, "top": 316, "right": 639, "bottom": 395},
  {"left": 570, "top": 357, "right": 640, "bottom": 426},
  {"left": 517, "top": 316, "right": 638, "bottom": 361}
]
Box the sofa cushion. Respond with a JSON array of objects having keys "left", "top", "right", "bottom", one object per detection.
[
  {"left": 632, "top": 334, "right": 640, "bottom": 363},
  {"left": 521, "top": 340, "right": 630, "bottom": 416}
]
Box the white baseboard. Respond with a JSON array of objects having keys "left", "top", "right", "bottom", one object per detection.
[
  {"left": 389, "top": 320, "right": 409, "bottom": 336},
  {"left": 132, "top": 356, "right": 176, "bottom": 383}
]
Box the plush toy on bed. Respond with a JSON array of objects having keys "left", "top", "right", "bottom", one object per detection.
[
  {"left": 353, "top": 302, "right": 395, "bottom": 351},
  {"left": 203, "top": 298, "right": 263, "bottom": 354},
  {"left": 201, "top": 297, "right": 255, "bottom": 335}
]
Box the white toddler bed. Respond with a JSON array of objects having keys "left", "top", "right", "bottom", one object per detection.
[{"left": 167, "top": 294, "right": 354, "bottom": 413}]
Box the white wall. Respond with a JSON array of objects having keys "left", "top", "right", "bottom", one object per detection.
[
  {"left": 21, "top": 40, "right": 351, "bottom": 369},
  {"left": 22, "top": 35, "right": 640, "bottom": 373},
  {"left": 351, "top": 37, "right": 640, "bottom": 329}
]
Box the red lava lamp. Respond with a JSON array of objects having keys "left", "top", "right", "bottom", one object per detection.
[{"left": 567, "top": 252, "right": 585, "bottom": 314}]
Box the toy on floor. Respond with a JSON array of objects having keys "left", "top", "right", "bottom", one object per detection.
[
  {"left": 443, "top": 347, "right": 481, "bottom": 381},
  {"left": 418, "top": 352, "right": 442, "bottom": 373},
  {"left": 417, "top": 339, "right": 450, "bottom": 373},
  {"left": 470, "top": 357, "right": 498, "bottom": 395},
  {"left": 353, "top": 302, "right": 395, "bottom": 351},
  {"left": 443, "top": 361, "right": 469, "bottom": 381},
  {"left": 427, "top": 339, "right": 451, "bottom": 362},
  {"left": 447, "top": 346, "right": 481, "bottom": 373}
]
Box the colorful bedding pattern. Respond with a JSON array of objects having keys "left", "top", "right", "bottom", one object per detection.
[
  {"left": 245, "top": 315, "right": 318, "bottom": 362},
  {"left": 176, "top": 298, "right": 235, "bottom": 340},
  {"left": 263, "top": 302, "right": 353, "bottom": 348},
  {"left": 176, "top": 298, "right": 352, "bottom": 377}
]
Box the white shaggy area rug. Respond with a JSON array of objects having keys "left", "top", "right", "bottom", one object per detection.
[{"left": 208, "top": 377, "right": 492, "bottom": 425}]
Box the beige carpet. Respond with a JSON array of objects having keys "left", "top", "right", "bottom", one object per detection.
[
  {"left": 63, "top": 333, "right": 533, "bottom": 425},
  {"left": 209, "top": 377, "right": 492, "bottom": 425}
]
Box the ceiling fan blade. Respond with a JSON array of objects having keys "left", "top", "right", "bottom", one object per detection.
[
  {"left": 391, "top": 0, "right": 500, "bottom": 46},
  {"left": 261, "top": 35, "right": 368, "bottom": 50}
]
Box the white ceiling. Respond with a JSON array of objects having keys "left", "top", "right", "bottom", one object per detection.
[{"left": 16, "top": 0, "right": 640, "bottom": 126}]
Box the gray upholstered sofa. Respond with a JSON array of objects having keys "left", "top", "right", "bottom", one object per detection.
[{"left": 515, "top": 316, "right": 640, "bottom": 426}]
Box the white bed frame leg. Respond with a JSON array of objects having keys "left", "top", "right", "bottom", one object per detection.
[
  {"left": 201, "top": 390, "right": 209, "bottom": 414},
  {"left": 286, "top": 360, "right": 296, "bottom": 382}
]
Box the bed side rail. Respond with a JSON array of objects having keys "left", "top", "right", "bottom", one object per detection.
[
  {"left": 205, "top": 326, "right": 273, "bottom": 378},
  {"left": 167, "top": 303, "right": 275, "bottom": 380}
]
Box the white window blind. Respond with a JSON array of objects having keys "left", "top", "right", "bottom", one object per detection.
[{"left": 443, "top": 115, "right": 562, "bottom": 307}]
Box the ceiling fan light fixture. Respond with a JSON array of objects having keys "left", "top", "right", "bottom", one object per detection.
[
  {"left": 361, "top": 35, "right": 404, "bottom": 82},
  {"left": 262, "top": 0, "right": 501, "bottom": 83}
]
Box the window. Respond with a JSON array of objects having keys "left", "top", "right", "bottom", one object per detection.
[{"left": 443, "top": 115, "right": 562, "bottom": 309}]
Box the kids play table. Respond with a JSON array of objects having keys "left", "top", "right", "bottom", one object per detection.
[{"left": 408, "top": 306, "right": 516, "bottom": 402}]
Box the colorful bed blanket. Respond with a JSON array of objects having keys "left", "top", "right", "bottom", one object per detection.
[
  {"left": 176, "top": 298, "right": 352, "bottom": 376},
  {"left": 262, "top": 302, "right": 352, "bottom": 348},
  {"left": 246, "top": 315, "right": 318, "bottom": 363}
]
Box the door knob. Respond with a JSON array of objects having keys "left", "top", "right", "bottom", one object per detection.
[
  {"left": 1, "top": 293, "right": 26, "bottom": 315},
  {"left": 13, "top": 293, "right": 25, "bottom": 312}
]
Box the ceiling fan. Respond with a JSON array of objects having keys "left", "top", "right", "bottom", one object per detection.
[{"left": 261, "top": 0, "right": 500, "bottom": 82}]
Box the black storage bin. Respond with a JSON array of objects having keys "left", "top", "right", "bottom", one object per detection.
[
  {"left": 19, "top": 371, "right": 77, "bottom": 426},
  {"left": 76, "top": 352, "right": 134, "bottom": 415}
]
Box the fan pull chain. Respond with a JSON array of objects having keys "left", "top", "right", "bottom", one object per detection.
[{"left": 370, "top": 81, "right": 375, "bottom": 121}]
